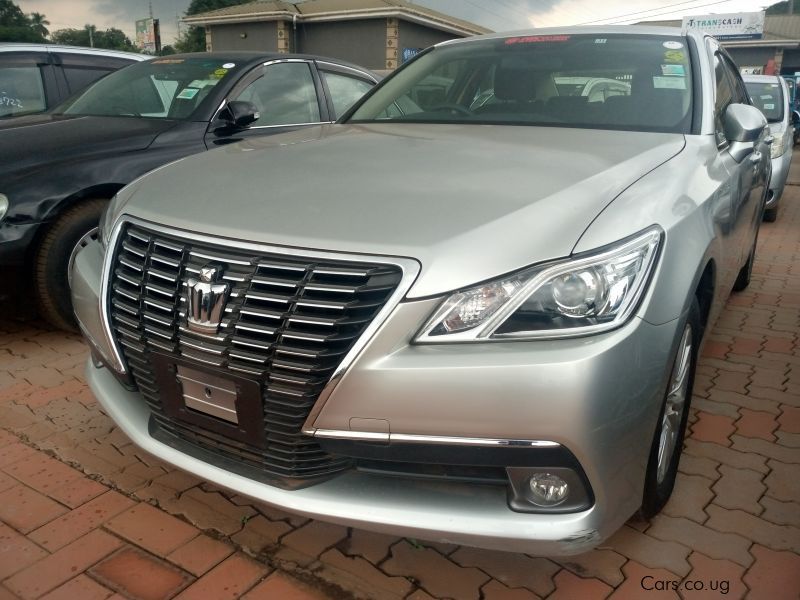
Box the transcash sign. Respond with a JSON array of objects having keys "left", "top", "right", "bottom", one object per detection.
[{"left": 682, "top": 11, "right": 765, "bottom": 40}]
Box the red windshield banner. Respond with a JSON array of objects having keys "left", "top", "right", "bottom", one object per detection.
[{"left": 504, "top": 35, "right": 571, "bottom": 45}]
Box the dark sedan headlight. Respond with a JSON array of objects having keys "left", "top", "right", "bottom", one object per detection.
[
  {"left": 0, "top": 193, "right": 8, "bottom": 222},
  {"left": 415, "top": 228, "right": 661, "bottom": 342}
]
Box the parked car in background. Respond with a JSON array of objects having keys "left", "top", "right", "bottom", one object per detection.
[
  {"left": 72, "top": 27, "right": 769, "bottom": 554},
  {"left": 743, "top": 74, "right": 793, "bottom": 221},
  {"left": 0, "top": 52, "right": 377, "bottom": 329},
  {"left": 0, "top": 44, "right": 145, "bottom": 118}
]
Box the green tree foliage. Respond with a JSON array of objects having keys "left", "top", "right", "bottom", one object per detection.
[
  {"left": 159, "top": 44, "right": 177, "bottom": 55},
  {"left": 0, "top": 0, "right": 46, "bottom": 42},
  {"left": 50, "top": 25, "right": 137, "bottom": 51},
  {"left": 28, "top": 12, "right": 49, "bottom": 38},
  {"left": 175, "top": 0, "right": 252, "bottom": 53}
]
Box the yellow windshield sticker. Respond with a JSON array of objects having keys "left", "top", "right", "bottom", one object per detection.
[{"left": 664, "top": 50, "right": 685, "bottom": 63}]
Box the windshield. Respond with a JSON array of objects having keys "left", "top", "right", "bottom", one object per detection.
[
  {"left": 744, "top": 80, "right": 784, "bottom": 123},
  {"left": 57, "top": 57, "right": 243, "bottom": 119},
  {"left": 348, "top": 34, "right": 693, "bottom": 133}
]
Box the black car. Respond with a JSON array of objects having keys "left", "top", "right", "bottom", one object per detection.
[
  {"left": 0, "top": 52, "right": 377, "bottom": 329},
  {"left": 0, "top": 43, "right": 145, "bottom": 118}
]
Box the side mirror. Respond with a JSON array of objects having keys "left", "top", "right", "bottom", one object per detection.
[
  {"left": 220, "top": 100, "right": 260, "bottom": 129},
  {"left": 723, "top": 103, "right": 767, "bottom": 162},
  {"left": 792, "top": 110, "right": 800, "bottom": 126}
]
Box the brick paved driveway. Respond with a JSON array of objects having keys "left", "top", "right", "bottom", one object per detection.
[{"left": 1, "top": 190, "right": 799, "bottom": 599}]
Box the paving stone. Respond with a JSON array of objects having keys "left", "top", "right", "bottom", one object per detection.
[
  {"left": 280, "top": 521, "right": 349, "bottom": 563},
  {"left": 711, "top": 465, "right": 765, "bottom": 515},
  {"left": 173, "top": 553, "right": 269, "bottom": 600},
  {"left": 337, "top": 528, "right": 402, "bottom": 563},
  {"left": 231, "top": 515, "right": 292, "bottom": 555},
  {"left": 713, "top": 370, "right": 750, "bottom": 394},
  {"left": 735, "top": 408, "right": 778, "bottom": 441},
  {"left": 749, "top": 367, "right": 789, "bottom": 391},
  {"left": 662, "top": 473, "right": 714, "bottom": 523},
  {"left": 730, "top": 435, "right": 800, "bottom": 463},
  {"left": 38, "top": 575, "right": 114, "bottom": 600},
  {"left": 683, "top": 552, "right": 748, "bottom": 600},
  {"left": 0, "top": 484, "right": 68, "bottom": 534},
  {"left": 707, "top": 389, "right": 781, "bottom": 414},
  {"left": 759, "top": 496, "right": 800, "bottom": 527},
  {"left": 691, "top": 397, "right": 740, "bottom": 419},
  {"left": 0, "top": 470, "right": 16, "bottom": 493},
  {"left": 480, "top": 579, "right": 540, "bottom": 600},
  {"left": 705, "top": 505, "right": 800, "bottom": 553},
  {"left": 677, "top": 454, "right": 720, "bottom": 481},
  {"left": 606, "top": 560, "right": 680, "bottom": 599},
  {"left": 683, "top": 440, "right": 769, "bottom": 474},
  {"left": 0, "top": 441, "right": 39, "bottom": 468},
  {"left": 775, "top": 430, "right": 800, "bottom": 447},
  {"left": 690, "top": 413, "right": 735, "bottom": 445},
  {"left": 241, "top": 572, "right": 330, "bottom": 600},
  {"left": 318, "top": 547, "right": 413, "bottom": 598},
  {"left": 105, "top": 502, "right": 198, "bottom": 556},
  {"left": 90, "top": 546, "right": 193, "bottom": 600},
  {"left": 777, "top": 405, "right": 800, "bottom": 433},
  {"left": 0, "top": 522, "right": 49, "bottom": 580},
  {"left": 167, "top": 533, "right": 234, "bottom": 577},
  {"left": 4, "top": 529, "right": 122, "bottom": 599},
  {"left": 763, "top": 459, "right": 800, "bottom": 503},
  {"left": 743, "top": 545, "right": 800, "bottom": 600},
  {"left": 602, "top": 526, "right": 691, "bottom": 576},
  {"left": 748, "top": 385, "right": 798, "bottom": 407},
  {"left": 646, "top": 515, "right": 753, "bottom": 567},
  {"left": 451, "top": 546, "right": 559, "bottom": 597},
  {"left": 382, "top": 540, "right": 490, "bottom": 600},
  {"left": 555, "top": 548, "right": 627, "bottom": 587},
  {"left": 546, "top": 570, "right": 613, "bottom": 600},
  {"left": 160, "top": 487, "right": 256, "bottom": 536}
]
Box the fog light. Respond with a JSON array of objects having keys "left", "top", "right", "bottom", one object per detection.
[{"left": 528, "top": 472, "right": 569, "bottom": 506}]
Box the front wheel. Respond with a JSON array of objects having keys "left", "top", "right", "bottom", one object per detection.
[
  {"left": 33, "top": 199, "right": 107, "bottom": 331},
  {"left": 640, "top": 298, "right": 700, "bottom": 518}
]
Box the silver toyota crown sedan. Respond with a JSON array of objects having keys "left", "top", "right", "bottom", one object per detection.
[{"left": 71, "top": 26, "right": 770, "bottom": 554}]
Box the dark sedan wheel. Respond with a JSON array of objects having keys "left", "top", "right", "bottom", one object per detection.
[
  {"left": 34, "top": 199, "right": 107, "bottom": 331},
  {"left": 640, "top": 298, "right": 700, "bottom": 518}
]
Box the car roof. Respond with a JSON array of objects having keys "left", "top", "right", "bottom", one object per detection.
[
  {"left": 154, "top": 51, "right": 376, "bottom": 75},
  {"left": 0, "top": 43, "right": 147, "bottom": 61},
  {"left": 439, "top": 24, "right": 698, "bottom": 47}
]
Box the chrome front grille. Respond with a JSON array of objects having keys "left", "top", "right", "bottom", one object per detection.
[{"left": 107, "top": 222, "right": 406, "bottom": 480}]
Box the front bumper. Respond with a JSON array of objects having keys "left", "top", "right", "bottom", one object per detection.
[
  {"left": 768, "top": 147, "right": 792, "bottom": 208},
  {"left": 0, "top": 221, "right": 40, "bottom": 265},
  {"left": 73, "top": 237, "right": 682, "bottom": 554}
]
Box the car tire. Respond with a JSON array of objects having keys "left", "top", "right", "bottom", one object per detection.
[
  {"left": 763, "top": 205, "right": 778, "bottom": 222},
  {"left": 640, "top": 297, "right": 700, "bottom": 519},
  {"left": 33, "top": 199, "right": 107, "bottom": 331}
]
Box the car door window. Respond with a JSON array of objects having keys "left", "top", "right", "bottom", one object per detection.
[
  {"left": 320, "top": 70, "right": 373, "bottom": 118},
  {"left": 0, "top": 65, "right": 46, "bottom": 117},
  {"left": 713, "top": 53, "right": 736, "bottom": 146},
  {"left": 233, "top": 62, "right": 320, "bottom": 127},
  {"left": 62, "top": 66, "right": 115, "bottom": 95}
]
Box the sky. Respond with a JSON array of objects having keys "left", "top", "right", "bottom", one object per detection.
[{"left": 16, "top": 0, "right": 784, "bottom": 46}]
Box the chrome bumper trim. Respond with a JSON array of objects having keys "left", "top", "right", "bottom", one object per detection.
[{"left": 306, "top": 428, "right": 561, "bottom": 448}]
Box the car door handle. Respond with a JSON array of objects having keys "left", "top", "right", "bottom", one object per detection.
[
  {"left": 750, "top": 151, "right": 762, "bottom": 164},
  {"left": 764, "top": 136, "right": 774, "bottom": 145}
]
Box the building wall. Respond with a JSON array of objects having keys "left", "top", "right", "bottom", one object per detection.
[
  {"left": 397, "top": 20, "right": 456, "bottom": 64},
  {"left": 209, "top": 22, "right": 278, "bottom": 52},
  {"left": 727, "top": 47, "right": 780, "bottom": 69},
  {"left": 295, "top": 20, "right": 386, "bottom": 70}
]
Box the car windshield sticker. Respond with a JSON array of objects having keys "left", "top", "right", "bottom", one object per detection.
[
  {"left": 761, "top": 94, "right": 774, "bottom": 100},
  {"left": 664, "top": 50, "right": 685, "bottom": 63},
  {"left": 661, "top": 64, "right": 685, "bottom": 76},
  {"left": 211, "top": 68, "right": 228, "bottom": 79},
  {"left": 653, "top": 76, "right": 686, "bottom": 89},
  {"left": 0, "top": 93, "right": 22, "bottom": 109},
  {"left": 764, "top": 103, "right": 775, "bottom": 109},
  {"left": 504, "top": 35, "right": 570, "bottom": 45},
  {"left": 663, "top": 41, "right": 683, "bottom": 49},
  {"left": 188, "top": 79, "right": 219, "bottom": 89},
  {"left": 176, "top": 87, "right": 200, "bottom": 100},
  {"left": 223, "top": 62, "right": 236, "bottom": 68},
  {"left": 152, "top": 58, "right": 185, "bottom": 64},
  {"left": 594, "top": 38, "right": 607, "bottom": 44}
]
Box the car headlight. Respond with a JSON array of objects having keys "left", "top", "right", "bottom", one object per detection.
[
  {"left": 771, "top": 134, "right": 787, "bottom": 158},
  {"left": 0, "top": 194, "right": 8, "bottom": 222},
  {"left": 415, "top": 228, "right": 662, "bottom": 342}
]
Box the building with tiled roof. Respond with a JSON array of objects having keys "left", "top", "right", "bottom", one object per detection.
[{"left": 184, "top": 0, "right": 491, "bottom": 71}]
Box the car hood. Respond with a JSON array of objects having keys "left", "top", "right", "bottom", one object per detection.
[
  {"left": 0, "top": 114, "right": 179, "bottom": 178},
  {"left": 120, "top": 123, "right": 685, "bottom": 297}
]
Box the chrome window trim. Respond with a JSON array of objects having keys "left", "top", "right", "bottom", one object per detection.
[
  {"left": 100, "top": 216, "right": 421, "bottom": 425},
  {"left": 315, "top": 60, "right": 379, "bottom": 83},
  {"left": 307, "top": 429, "right": 561, "bottom": 448}
]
